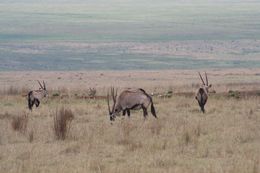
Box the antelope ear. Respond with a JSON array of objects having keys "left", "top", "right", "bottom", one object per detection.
[{"left": 208, "top": 84, "right": 212, "bottom": 88}]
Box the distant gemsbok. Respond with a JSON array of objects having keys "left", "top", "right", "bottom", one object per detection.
[
  {"left": 195, "top": 72, "right": 212, "bottom": 113},
  {"left": 107, "top": 88, "right": 157, "bottom": 121},
  {"left": 28, "top": 81, "right": 48, "bottom": 110}
]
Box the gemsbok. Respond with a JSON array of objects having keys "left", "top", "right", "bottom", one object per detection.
[
  {"left": 28, "top": 81, "right": 48, "bottom": 110},
  {"left": 195, "top": 72, "right": 212, "bottom": 113},
  {"left": 107, "top": 88, "right": 157, "bottom": 121}
]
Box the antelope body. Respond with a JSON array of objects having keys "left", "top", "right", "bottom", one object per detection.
[
  {"left": 195, "top": 72, "right": 212, "bottom": 113},
  {"left": 28, "top": 81, "right": 47, "bottom": 110},
  {"left": 107, "top": 88, "right": 157, "bottom": 121}
]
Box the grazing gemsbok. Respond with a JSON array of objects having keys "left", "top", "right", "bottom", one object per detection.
[
  {"left": 107, "top": 88, "right": 157, "bottom": 121},
  {"left": 28, "top": 81, "right": 48, "bottom": 110},
  {"left": 195, "top": 72, "right": 212, "bottom": 113}
]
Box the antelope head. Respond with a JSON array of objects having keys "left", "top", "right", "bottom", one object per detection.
[
  {"left": 107, "top": 87, "right": 118, "bottom": 121},
  {"left": 37, "top": 80, "right": 48, "bottom": 97},
  {"left": 198, "top": 72, "right": 212, "bottom": 93}
]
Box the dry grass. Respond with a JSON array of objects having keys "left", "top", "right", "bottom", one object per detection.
[
  {"left": 0, "top": 86, "right": 29, "bottom": 96},
  {"left": 0, "top": 72, "right": 260, "bottom": 173},
  {"left": 1, "top": 69, "right": 260, "bottom": 94},
  {"left": 11, "top": 112, "right": 28, "bottom": 134},
  {"left": 53, "top": 107, "right": 74, "bottom": 140},
  {"left": 28, "top": 130, "right": 34, "bottom": 143}
]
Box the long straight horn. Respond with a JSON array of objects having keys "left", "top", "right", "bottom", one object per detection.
[
  {"left": 111, "top": 87, "right": 115, "bottom": 102},
  {"left": 198, "top": 72, "right": 205, "bottom": 85},
  {"left": 111, "top": 87, "right": 117, "bottom": 111},
  {"left": 205, "top": 72, "right": 208, "bottom": 86},
  {"left": 43, "top": 80, "right": 46, "bottom": 90},
  {"left": 37, "top": 80, "right": 44, "bottom": 89}
]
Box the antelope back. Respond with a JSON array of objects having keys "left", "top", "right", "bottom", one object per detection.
[
  {"left": 32, "top": 89, "right": 47, "bottom": 100},
  {"left": 117, "top": 89, "right": 151, "bottom": 109}
]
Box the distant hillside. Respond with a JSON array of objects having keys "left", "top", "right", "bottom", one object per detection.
[{"left": 0, "top": 1, "right": 260, "bottom": 70}]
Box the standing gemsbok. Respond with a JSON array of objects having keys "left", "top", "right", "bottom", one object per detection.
[
  {"left": 195, "top": 72, "right": 212, "bottom": 113},
  {"left": 107, "top": 88, "right": 157, "bottom": 121},
  {"left": 28, "top": 81, "right": 48, "bottom": 110}
]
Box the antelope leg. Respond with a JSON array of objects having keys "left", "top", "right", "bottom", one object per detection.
[
  {"left": 141, "top": 105, "right": 148, "bottom": 118},
  {"left": 35, "top": 99, "right": 40, "bottom": 107},
  {"left": 127, "top": 109, "right": 130, "bottom": 117}
]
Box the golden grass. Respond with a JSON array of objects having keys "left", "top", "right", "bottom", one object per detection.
[{"left": 0, "top": 87, "right": 259, "bottom": 173}]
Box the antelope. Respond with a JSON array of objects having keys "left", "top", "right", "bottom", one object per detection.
[
  {"left": 28, "top": 81, "right": 48, "bottom": 110},
  {"left": 107, "top": 88, "right": 157, "bottom": 121},
  {"left": 195, "top": 72, "right": 212, "bottom": 113}
]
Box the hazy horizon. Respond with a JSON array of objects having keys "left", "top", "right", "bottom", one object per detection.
[{"left": 0, "top": 0, "right": 260, "bottom": 71}]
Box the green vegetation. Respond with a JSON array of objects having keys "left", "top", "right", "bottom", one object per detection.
[{"left": 228, "top": 90, "right": 241, "bottom": 99}]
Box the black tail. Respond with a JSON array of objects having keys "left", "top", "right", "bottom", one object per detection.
[
  {"left": 151, "top": 102, "right": 157, "bottom": 118},
  {"left": 28, "top": 91, "right": 33, "bottom": 110},
  {"left": 139, "top": 88, "right": 157, "bottom": 118},
  {"left": 198, "top": 88, "right": 205, "bottom": 113},
  {"left": 199, "top": 102, "right": 205, "bottom": 113}
]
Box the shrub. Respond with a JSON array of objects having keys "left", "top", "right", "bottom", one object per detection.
[
  {"left": 52, "top": 92, "right": 60, "bottom": 97},
  {"left": 88, "top": 88, "right": 97, "bottom": 98},
  {"left": 53, "top": 107, "right": 74, "bottom": 140},
  {"left": 166, "top": 90, "right": 173, "bottom": 98},
  {"left": 228, "top": 90, "right": 240, "bottom": 99}
]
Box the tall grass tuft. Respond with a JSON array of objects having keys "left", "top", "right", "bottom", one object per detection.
[
  {"left": 28, "top": 130, "right": 34, "bottom": 143},
  {"left": 11, "top": 112, "right": 28, "bottom": 133},
  {"left": 53, "top": 107, "right": 74, "bottom": 140}
]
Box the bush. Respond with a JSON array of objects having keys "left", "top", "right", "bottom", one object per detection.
[
  {"left": 53, "top": 107, "right": 74, "bottom": 140},
  {"left": 52, "top": 92, "right": 60, "bottom": 97},
  {"left": 228, "top": 90, "right": 240, "bottom": 99},
  {"left": 166, "top": 90, "right": 173, "bottom": 98},
  {"left": 88, "top": 88, "right": 97, "bottom": 98}
]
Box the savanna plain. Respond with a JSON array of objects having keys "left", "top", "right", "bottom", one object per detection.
[
  {"left": 0, "top": 70, "right": 259, "bottom": 173},
  {"left": 1, "top": 1, "right": 260, "bottom": 172}
]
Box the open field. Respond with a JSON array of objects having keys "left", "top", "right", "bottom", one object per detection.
[
  {"left": 1, "top": 69, "right": 260, "bottom": 93},
  {"left": 1, "top": 0, "right": 260, "bottom": 172},
  {"left": 0, "top": 70, "right": 260, "bottom": 173}
]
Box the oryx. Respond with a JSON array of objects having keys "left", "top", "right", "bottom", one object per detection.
[
  {"left": 195, "top": 72, "right": 212, "bottom": 113},
  {"left": 28, "top": 80, "right": 48, "bottom": 110},
  {"left": 107, "top": 88, "right": 157, "bottom": 121}
]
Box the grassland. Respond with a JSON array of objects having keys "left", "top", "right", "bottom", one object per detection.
[
  {"left": 1, "top": 1, "right": 260, "bottom": 172},
  {"left": 0, "top": 70, "right": 259, "bottom": 173}
]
